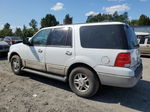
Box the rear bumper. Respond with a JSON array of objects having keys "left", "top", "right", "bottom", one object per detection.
[{"left": 95, "top": 64, "right": 143, "bottom": 88}]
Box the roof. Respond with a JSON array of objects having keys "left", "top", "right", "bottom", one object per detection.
[{"left": 42, "top": 22, "right": 125, "bottom": 30}]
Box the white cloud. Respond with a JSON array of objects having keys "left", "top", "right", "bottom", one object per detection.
[
  {"left": 128, "top": 16, "right": 132, "bottom": 20},
  {"left": 11, "top": 26, "right": 22, "bottom": 29},
  {"left": 0, "top": 25, "right": 4, "bottom": 30},
  {"left": 85, "top": 11, "right": 99, "bottom": 16},
  {"left": 51, "top": 2, "right": 64, "bottom": 11},
  {"left": 103, "top": 4, "right": 130, "bottom": 14}
]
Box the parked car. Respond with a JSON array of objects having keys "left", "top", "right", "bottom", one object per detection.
[
  {"left": 8, "top": 22, "right": 143, "bottom": 98},
  {"left": 0, "top": 41, "right": 10, "bottom": 55},
  {"left": 135, "top": 32, "right": 150, "bottom": 37},
  {"left": 0, "top": 38, "right": 4, "bottom": 41},
  {"left": 136, "top": 32, "right": 150, "bottom": 55},
  {"left": 4, "top": 36, "right": 22, "bottom": 45}
]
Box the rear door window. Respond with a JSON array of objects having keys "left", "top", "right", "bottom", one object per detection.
[
  {"left": 47, "top": 27, "right": 72, "bottom": 47},
  {"left": 80, "top": 25, "right": 128, "bottom": 49}
]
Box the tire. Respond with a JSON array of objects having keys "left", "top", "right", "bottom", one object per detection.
[
  {"left": 11, "top": 55, "right": 23, "bottom": 75},
  {"left": 69, "top": 67, "right": 100, "bottom": 98}
]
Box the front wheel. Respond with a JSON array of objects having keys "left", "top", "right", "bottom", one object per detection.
[
  {"left": 69, "top": 67, "right": 100, "bottom": 98},
  {"left": 11, "top": 55, "right": 23, "bottom": 75}
]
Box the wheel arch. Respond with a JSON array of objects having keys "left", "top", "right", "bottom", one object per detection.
[
  {"left": 9, "top": 52, "right": 21, "bottom": 62},
  {"left": 66, "top": 62, "right": 101, "bottom": 83}
]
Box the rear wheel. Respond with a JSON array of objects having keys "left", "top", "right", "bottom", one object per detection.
[
  {"left": 69, "top": 67, "right": 100, "bottom": 98},
  {"left": 11, "top": 55, "right": 23, "bottom": 75}
]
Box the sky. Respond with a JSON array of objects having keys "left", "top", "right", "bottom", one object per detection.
[{"left": 0, "top": 0, "right": 150, "bottom": 29}]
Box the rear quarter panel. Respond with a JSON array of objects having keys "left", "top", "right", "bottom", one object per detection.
[{"left": 67, "top": 26, "right": 130, "bottom": 68}]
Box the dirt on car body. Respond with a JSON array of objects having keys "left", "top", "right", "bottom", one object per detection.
[{"left": 0, "top": 57, "right": 150, "bottom": 112}]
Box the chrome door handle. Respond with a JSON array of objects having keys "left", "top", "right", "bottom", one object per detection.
[
  {"left": 38, "top": 49, "right": 43, "bottom": 53},
  {"left": 65, "top": 51, "right": 72, "bottom": 56}
]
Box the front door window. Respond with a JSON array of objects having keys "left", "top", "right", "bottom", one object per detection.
[{"left": 32, "top": 29, "right": 51, "bottom": 46}]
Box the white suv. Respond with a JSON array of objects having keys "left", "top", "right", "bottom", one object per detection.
[{"left": 8, "top": 22, "right": 143, "bottom": 97}]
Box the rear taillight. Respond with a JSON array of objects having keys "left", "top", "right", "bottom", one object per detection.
[{"left": 115, "top": 53, "right": 131, "bottom": 67}]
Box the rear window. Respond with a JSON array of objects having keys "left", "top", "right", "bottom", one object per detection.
[
  {"left": 80, "top": 25, "right": 129, "bottom": 49},
  {"left": 124, "top": 26, "right": 139, "bottom": 49},
  {"left": 139, "top": 38, "right": 145, "bottom": 44},
  {"left": 147, "top": 38, "right": 150, "bottom": 44}
]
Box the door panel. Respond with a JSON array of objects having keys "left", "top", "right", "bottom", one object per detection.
[
  {"left": 45, "top": 27, "right": 74, "bottom": 75},
  {"left": 144, "top": 38, "right": 150, "bottom": 54},
  {"left": 139, "top": 38, "right": 147, "bottom": 54},
  {"left": 23, "top": 29, "right": 51, "bottom": 71},
  {"left": 25, "top": 46, "right": 46, "bottom": 71},
  {"left": 45, "top": 47, "right": 74, "bottom": 75},
  {"left": 139, "top": 38, "right": 150, "bottom": 54},
  {"left": 46, "top": 64, "right": 65, "bottom": 75},
  {"left": 140, "top": 44, "right": 147, "bottom": 54},
  {"left": 25, "top": 60, "right": 45, "bottom": 71}
]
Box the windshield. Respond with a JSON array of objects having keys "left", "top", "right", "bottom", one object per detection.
[{"left": 124, "top": 25, "right": 139, "bottom": 49}]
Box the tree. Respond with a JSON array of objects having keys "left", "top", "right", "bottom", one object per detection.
[
  {"left": 4, "top": 23, "right": 11, "bottom": 29},
  {"left": 0, "top": 23, "right": 13, "bottom": 38},
  {"left": 127, "top": 19, "right": 139, "bottom": 26},
  {"left": 41, "top": 14, "right": 59, "bottom": 28},
  {"left": 14, "top": 28, "right": 22, "bottom": 37},
  {"left": 121, "top": 12, "right": 129, "bottom": 23},
  {"left": 86, "top": 13, "right": 111, "bottom": 23},
  {"left": 112, "top": 11, "right": 119, "bottom": 21},
  {"left": 138, "top": 14, "right": 150, "bottom": 26},
  {"left": 86, "top": 12, "right": 129, "bottom": 23},
  {"left": 113, "top": 12, "right": 129, "bottom": 23},
  {"left": 86, "top": 15, "right": 99, "bottom": 23},
  {"left": 29, "top": 19, "right": 38, "bottom": 31},
  {"left": 22, "top": 25, "right": 34, "bottom": 38},
  {"left": 63, "top": 14, "right": 73, "bottom": 24}
]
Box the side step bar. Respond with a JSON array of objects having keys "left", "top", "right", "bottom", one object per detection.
[{"left": 22, "top": 68, "right": 67, "bottom": 82}]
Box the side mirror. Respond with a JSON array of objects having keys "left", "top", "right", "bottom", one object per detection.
[{"left": 23, "top": 37, "right": 32, "bottom": 45}]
